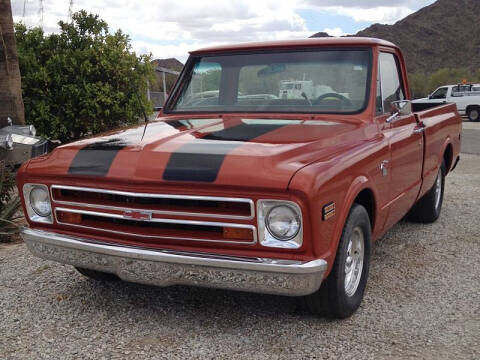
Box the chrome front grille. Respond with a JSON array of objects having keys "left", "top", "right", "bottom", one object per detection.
[
  {"left": 51, "top": 185, "right": 254, "bottom": 220},
  {"left": 50, "top": 185, "right": 256, "bottom": 246}
]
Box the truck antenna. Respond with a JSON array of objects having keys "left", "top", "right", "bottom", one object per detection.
[{"left": 134, "top": 93, "right": 149, "bottom": 140}]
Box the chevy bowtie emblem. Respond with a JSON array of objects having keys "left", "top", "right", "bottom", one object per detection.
[{"left": 123, "top": 210, "right": 153, "bottom": 221}]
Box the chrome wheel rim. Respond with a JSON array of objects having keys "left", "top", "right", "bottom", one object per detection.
[
  {"left": 434, "top": 169, "right": 442, "bottom": 210},
  {"left": 471, "top": 109, "right": 479, "bottom": 121},
  {"left": 344, "top": 226, "right": 364, "bottom": 297}
]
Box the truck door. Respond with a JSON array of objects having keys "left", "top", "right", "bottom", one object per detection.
[{"left": 377, "top": 52, "right": 424, "bottom": 230}]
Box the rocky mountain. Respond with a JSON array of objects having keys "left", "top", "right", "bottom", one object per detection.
[
  {"left": 151, "top": 58, "right": 183, "bottom": 72},
  {"left": 312, "top": 0, "right": 480, "bottom": 73}
]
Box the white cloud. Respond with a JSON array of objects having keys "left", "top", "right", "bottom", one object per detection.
[
  {"left": 302, "top": 0, "right": 434, "bottom": 9},
  {"left": 322, "top": 27, "right": 345, "bottom": 37},
  {"left": 302, "top": 0, "right": 435, "bottom": 24},
  {"left": 325, "top": 6, "right": 414, "bottom": 23},
  {"left": 11, "top": 0, "right": 435, "bottom": 62}
]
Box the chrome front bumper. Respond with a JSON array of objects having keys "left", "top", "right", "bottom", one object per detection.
[{"left": 22, "top": 228, "right": 328, "bottom": 296}]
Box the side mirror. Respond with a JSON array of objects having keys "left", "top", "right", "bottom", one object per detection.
[
  {"left": 153, "top": 106, "right": 163, "bottom": 112},
  {"left": 391, "top": 100, "right": 412, "bottom": 116},
  {"left": 386, "top": 100, "right": 412, "bottom": 123}
]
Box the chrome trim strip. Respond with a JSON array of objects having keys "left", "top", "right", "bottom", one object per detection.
[
  {"left": 50, "top": 185, "right": 255, "bottom": 220},
  {"left": 54, "top": 207, "right": 257, "bottom": 245}
]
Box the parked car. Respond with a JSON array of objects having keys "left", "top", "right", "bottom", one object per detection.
[
  {"left": 0, "top": 117, "right": 49, "bottom": 166},
  {"left": 413, "top": 84, "right": 480, "bottom": 121},
  {"left": 17, "top": 38, "right": 461, "bottom": 318}
]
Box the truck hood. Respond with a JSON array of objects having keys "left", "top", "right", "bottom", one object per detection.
[{"left": 26, "top": 116, "right": 367, "bottom": 190}]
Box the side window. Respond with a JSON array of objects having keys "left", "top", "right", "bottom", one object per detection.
[
  {"left": 379, "top": 52, "right": 405, "bottom": 113},
  {"left": 451, "top": 86, "right": 464, "bottom": 97},
  {"left": 430, "top": 87, "right": 448, "bottom": 99}
]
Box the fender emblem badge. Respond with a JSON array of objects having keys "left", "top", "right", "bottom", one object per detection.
[
  {"left": 322, "top": 202, "right": 336, "bottom": 221},
  {"left": 123, "top": 210, "right": 153, "bottom": 221}
]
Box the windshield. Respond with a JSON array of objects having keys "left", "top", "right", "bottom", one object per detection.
[{"left": 167, "top": 49, "right": 372, "bottom": 114}]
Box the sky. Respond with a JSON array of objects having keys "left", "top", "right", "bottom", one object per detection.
[{"left": 11, "top": 0, "right": 436, "bottom": 63}]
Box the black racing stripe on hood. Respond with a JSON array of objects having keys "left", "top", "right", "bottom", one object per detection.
[
  {"left": 68, "top": 139, "right": 127, "bottom": 176},
  {"left": 163, "top": 123, "right": 284, "bottom": 182}
]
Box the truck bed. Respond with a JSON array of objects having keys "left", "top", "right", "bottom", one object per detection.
[{"left": 412, "top": 102, "right": 461, "bottom": 200}]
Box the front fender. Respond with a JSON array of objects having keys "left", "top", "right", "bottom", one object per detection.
[{"left": 289, "top": 162, "right": 382, "bottom": 277}]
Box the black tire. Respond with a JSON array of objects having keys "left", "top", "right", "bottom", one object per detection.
[
  {"left": 302, "top": 204, "right": 371, "bottom": 319},
  {"left": 467, "top": 106, "right": 480, "bottom": 122},
  {"left": 75, "top": 267, "right": 119, "bottom": 281},
  {"left": 407, "top": 161, "right": 445, "bottom": 223}
]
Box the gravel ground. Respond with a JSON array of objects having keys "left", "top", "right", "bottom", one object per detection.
[
  {"left": 1, "top": 156, "right": 479, "bottom": 359},
  {"left": 461, "top": 120, "right": 480, "bottom": 155}
]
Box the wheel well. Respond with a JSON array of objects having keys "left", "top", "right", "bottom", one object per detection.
[
  {"left": 466, "top": 105, "right": 479, "bottom": 113},
  {"left": 353, "top": 189, "right": 375, "bottom": 230},
  {"left": 443, "top": 143, "right": 453, "bottom": 174}
]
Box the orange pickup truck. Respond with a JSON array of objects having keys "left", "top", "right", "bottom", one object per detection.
[{"left": 17, "top": 38, "right": 461, "bottom": 318}]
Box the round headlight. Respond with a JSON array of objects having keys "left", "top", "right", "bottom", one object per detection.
[
  {"left": 266, "top": 205, "right": 300, "bottom": 240},
  {"left": 29, "top": 187, "right": 51, "bottom": 217},
  {"left": 29, "top": 124, "right": 37, "bottom": 137}
]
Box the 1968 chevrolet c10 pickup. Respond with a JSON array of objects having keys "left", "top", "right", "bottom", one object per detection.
[{"left": 17, "top": 38, "right": 461, "bottom": 318}]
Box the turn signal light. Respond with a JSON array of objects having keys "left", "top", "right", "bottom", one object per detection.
[
  {"left": 57, "top": 211, "right": 82, "bottom": 224},
  {"left": 223, "top": 227, "right": 253, "bottom": 241}
]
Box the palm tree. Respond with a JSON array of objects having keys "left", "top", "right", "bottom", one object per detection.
[{"left": 0, "top": 0, "right": 25, "bottom": 126}]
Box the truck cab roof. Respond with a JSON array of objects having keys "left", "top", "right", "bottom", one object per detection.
[{"left": 191, "top": 37, "right": 398, "bottom": 55}]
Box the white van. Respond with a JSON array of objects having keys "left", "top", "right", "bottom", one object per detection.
[{"left": 413, "top": 84, "right": 480, "bottom": 121}]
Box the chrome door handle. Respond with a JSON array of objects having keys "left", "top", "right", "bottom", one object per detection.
[{"left": 413, "top": 127, "right": 425, "bottom": 134}]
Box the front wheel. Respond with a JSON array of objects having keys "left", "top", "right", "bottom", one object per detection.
[{"left": 302, "top": 204, "right": 371, "bottom": 318}]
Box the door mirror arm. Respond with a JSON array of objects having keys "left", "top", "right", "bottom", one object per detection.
[{"left": 386, "top": 111, "right": 399, "bottom": 123}]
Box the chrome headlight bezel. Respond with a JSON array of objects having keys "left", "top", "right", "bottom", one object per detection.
[
  {"left": 257, "top": 200, "right": 303, "bottom": 249},
  {"left": 23, "top": 184, "right": 53, "bottom": 224}
]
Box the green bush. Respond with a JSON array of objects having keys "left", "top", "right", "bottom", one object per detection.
[{"left": 15, "top": 11, "right": 155, "bottom": 143}]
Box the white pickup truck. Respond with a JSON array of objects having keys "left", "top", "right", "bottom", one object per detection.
[{"left": 413, "top": 84, "right": 480, "bottom": 121}]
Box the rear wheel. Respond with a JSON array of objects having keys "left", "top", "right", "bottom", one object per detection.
[
  {"left": 407, "top": 161, "right": 445, "bottom": 223},
  {"left": 75, "top": 267, "right": 119, "bottom": 281},
  {"left": 302, "top": 204, "right": 371, "bottom": 318},
  {"left": 467, "top": 106, "right": 480, "bottom": 122}
]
